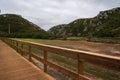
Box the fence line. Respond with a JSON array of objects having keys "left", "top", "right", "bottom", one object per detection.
[{"left": 2, "top": 38, "right": 120, "bottom": 80}]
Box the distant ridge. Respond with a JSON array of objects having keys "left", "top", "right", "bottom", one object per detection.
[{"left": 48, "top": 7, "right": 120, "bottom": 38}]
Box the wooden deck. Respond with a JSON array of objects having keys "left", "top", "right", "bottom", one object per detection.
[{"left": 0, "top": 40, "right": 55, "bottom": 80}]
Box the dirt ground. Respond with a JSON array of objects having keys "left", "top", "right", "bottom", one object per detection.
[{"left": 44, "top": 40, "right": 120, "bottom": 57}]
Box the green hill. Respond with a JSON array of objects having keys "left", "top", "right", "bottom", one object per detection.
[
  {"left": 0, "top": 14, "right": 52, "bottom": 39},
  {"left": 0, "top": 14, "right": 41, "bottom": 33},
  {"left": 48, "top": 7, "right": 120, "bottom": 38}
]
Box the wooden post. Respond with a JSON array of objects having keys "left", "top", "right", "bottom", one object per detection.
[
  {"left": 44, "top": 50, "right": 47, "bottom": 72},
  {"left": 13, "top": 41, "right": 15, "bottom": 49},
  {"left": 16, "top": 41, "right": 18, "bottom": 52},
  {"left": 29, "top": 45, "right": 32, "bottom": 61},
  {"left": 11, "top": 40, "right": 13, "bottom": 46},
  {"left": 9, "top": 40, "right": 12, "bottom": 47},
  {"left": 78, "top": 54, "right": 84, "bottom": 80},
  {"left": 21, "top": 43, "right": 23, "bottom": 56},
  {"left": 15, "top": 41, "right": 16, "bottom": 49},
  {"left": 12, "top": 40, "right": 14, "bottom": 48},
  {"left": 10, "top": 39, "right": 12, "bottom": 46}
]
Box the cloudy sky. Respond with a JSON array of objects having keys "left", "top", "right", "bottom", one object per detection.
[{"left": 0, "top": 0, "right": 120, "bottom": 30}]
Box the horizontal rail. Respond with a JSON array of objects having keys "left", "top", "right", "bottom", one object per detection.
[
  {"left": 2, "top": 38, "right": 120, "bottom": 80},
  {"left": 10, "top": 38, "right": 120, "bottom": 71},
  {"left": 31, "top": 53, "right": 44, "bottom": 63},
  {"left": 47, "top": 61, "right": 89, "bottom": 80}
]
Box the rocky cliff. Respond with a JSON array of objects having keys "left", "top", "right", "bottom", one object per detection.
[{"left": 48, "top": 7, "right": 120, "bottom": 38}]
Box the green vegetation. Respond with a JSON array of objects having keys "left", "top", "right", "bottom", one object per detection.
[
  {"left": 0, "top": 14, "right": 55, "bottom": 39},
  {"left": 0, "top": 14, "right": 40, "bottom": 32},
  {"left": 67, "top": 37, "right": 120, "bottom": 44},
  {"left": 48, "top": 7, "right": 120, "bottom": 39},
  {"left": 2, "top": 7, "right": 120, "bottom": 79}
]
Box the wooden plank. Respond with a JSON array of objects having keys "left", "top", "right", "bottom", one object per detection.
[
  {"left": 29, "top": 45, "right": 32, "bottom": 61},
  {"left": 5, "top": 39, "right": 120, "bottom": 71},
  {"left": 13, "top": 41, "right": 15, "bottom": 49},
  {"left": 27, "top": 42, "right": 120, "bottom": 71},
  {"left": 0, "top": 40, "right": 55, "bottom": 80},
  {"left": 16, "top": 42, "right": 18, "bottom": 52},
  {"left": 44, "top": 50, "right": 48, "bottom": 72},
  {"left": 21, "top": 43, "right": 23, "bottom": 56},
  {"left": 11, "top": 39, "right": 77, "bottom": 59},
  {"left": 47, "top": 61, "right": 89, "bottom": 80},
  {"left": 30, "top": 43, "right": 78, "bottom": 59},
  {"left": 22, "top": 49, "right": 29, "bottom": 54},
  {"left": 78, "top": 53, "right": 120, "bottom": 71},
  {"left": 9, "top": 39, "right": 120, "bottom": 71},
  {"left": 31, "top": 53, "right": 44, "bottom": 63},
  {"left": 77, "top": 54, "right": 84, "bottom": 75},
  {"left": 78, "top": 60, "right": 84, "bottom": 75}
]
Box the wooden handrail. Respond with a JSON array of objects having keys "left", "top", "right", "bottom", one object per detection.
[{"left": 2, "top": 38, "right": 120, "bottom": 80}]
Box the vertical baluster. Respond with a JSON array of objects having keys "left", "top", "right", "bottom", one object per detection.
[
  {"left": 10, "top": 39, "right": 12, "bottom": 46},
  {"left": 44, "top": 50, "right": 47, "bottom": 72},
  {"left": 11, "top": 40, "right": 12, "bottom": 46},
  {"left": 13, "top": 41, "right": 15, "bottom": 49},
  {"left": 21, "top": 43, "right": 23, "bottom": 56},
  {"left": 12, "top": 40, "right": 14, "bottom": 48},
  {"left": 29, "top": 45, "right": 32, "bottom": 61},
  {"left": 16, "top": 41, "right": 18, "bottom": 52},
  {"left": 78, "top": 54, "right": 84, "bottom": 80}
]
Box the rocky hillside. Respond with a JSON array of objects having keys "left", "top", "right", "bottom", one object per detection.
[
  {"left": 48, "top": 7, "right": 120, "bottom": 38},
  {"left": 48, "top": 24, "right": 67, "bottom": 37}
]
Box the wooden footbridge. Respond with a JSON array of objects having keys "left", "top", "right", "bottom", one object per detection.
[
  {"left": 0, "top": 38, "right": 120, "bottom": 80},
  {"left": 0, "top": 40, "right": 55, "bottom": 80}
]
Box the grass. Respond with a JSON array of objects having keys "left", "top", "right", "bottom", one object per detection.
[
  {"left": 89, "top": 37, "right": 120, "bottom": 44},
  {"left": 67, "top": 37, "right": 120, "bottom": 44},
  {"left": 16, "top": 38, "right": 120, "bottom": 80},
  {"left": 48, "top": 52, "right": 78, "bottom": 71}
]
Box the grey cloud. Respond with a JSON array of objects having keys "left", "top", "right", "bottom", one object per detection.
[{"left": 0, "top": 0, "right": 120, "bottom": 30}]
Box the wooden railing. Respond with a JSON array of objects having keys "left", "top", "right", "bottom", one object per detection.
[{"left": 2, "top": 38, "right": 120, "bottom": 80}]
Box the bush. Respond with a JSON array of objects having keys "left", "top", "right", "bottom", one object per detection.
[{"left": 0, "top": 31, "right": 56, "bottom": 39}]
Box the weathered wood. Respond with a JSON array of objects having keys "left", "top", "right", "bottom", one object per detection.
[
  {"left": 78, "top": 53, "right": 84, "bottom": 75},
  {"left": 31, "top": 43, "right": 78, "bottom": 59},
  {"left": 22, "top": 49, "right": 29, "bottom": 54},
  {"left": 78, "top": 54, "right": 84, "bottom": 80},
  {"left": 47, "top": 61, "right": 89, "bottom": 80},
  {"left": 16, "top": 41, "right": 18, "bottom": 52},
  {"left": 27, "top": 40, "right": 120, "bottom": 71},
  {"left": 78, "top": 60, "right": 84, "bottom": 80},
  {"left": 21, "top": 43, "right": 23, "bottom": 56},
  {"left": 0, "top": 40, "right": 55, "bottom": 80},
  {"left": 44, "top": 50, "right": 48, "bottom": 72},
  {"left": 31, "top": 53, "right": 44, "bottom": 63},
  {"left": 29, "top": 45, "right": 32, "bottom": 61},
  {"left": 3, "top": 38, "right": 120, "bottom": 80},
  {"left": 78, "top": 60, "right": 84, "bottom": 74},
  {"left": 12, "top": 40, "right": 15, "bottom": 49},
  {"left": 78, "top": 53, "right": 120, "bottom": 71}
]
